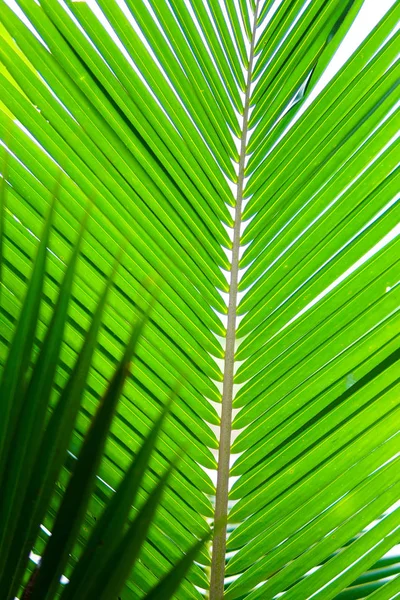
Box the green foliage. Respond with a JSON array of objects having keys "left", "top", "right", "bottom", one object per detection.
[
  {"left": 0, "top": 193, "right": 208, "bottom": 599},
  {"left": 0, "top": 0, "right": 399, "bottom": 598}
]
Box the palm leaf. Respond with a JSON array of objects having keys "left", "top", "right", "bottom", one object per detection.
[{"left": 0, "top": 0, "right": 398, "bottom": 598}]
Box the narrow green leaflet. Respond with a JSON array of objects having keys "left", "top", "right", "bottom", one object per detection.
[
  {"left": 61, "top": 398, "right": 172, "bottom": 599},
  {"left": 2, "top": 262, "right": 117, "bottom": 599},
  {"left": 0, "top": 212, "right": 86, "bottom": 582},
  {"left": 0, "top": 191, "right": 55, "bottom": 486}
]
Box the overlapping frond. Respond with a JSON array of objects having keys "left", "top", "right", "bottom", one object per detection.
[{"left": 0, "top": 0, "right": 246, "bottom": 595}]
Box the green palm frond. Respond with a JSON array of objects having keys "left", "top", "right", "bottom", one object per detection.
[
  {"left": 0, "top": 190, "right": 208, "bottom": 599},
  {"left": 0, "top": 0, "right": 398, "bottom": 598}
]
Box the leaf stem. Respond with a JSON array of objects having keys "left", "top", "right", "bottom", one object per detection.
[{"left": 209, "top": 5, "right": 260, "bottom": 598}]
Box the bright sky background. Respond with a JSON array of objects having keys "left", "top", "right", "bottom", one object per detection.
[{"left": 304, "top": 0, "right": 398, "bottom": 105}]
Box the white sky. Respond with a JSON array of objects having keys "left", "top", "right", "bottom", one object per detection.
[{"left": 304, "top": 0, "right": 398, "bottom": 106}]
